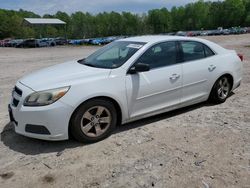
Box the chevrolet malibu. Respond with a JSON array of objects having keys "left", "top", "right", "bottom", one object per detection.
[{"left": 9, "top": 36, "right": 243, "bottom": 143}]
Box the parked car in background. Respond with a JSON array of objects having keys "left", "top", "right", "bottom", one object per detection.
[
  {"left": 88, "top": 38, "right": 103, "bottom": 45},
  {"left": 213, "top": 30, "right": 223, "bottom": 35},
  {"left": 2, "top": 27, "right": 249, "bottom": 48},
  {"left": 5, "top": 39, "right": 24, "bottom": 47},
  {"left": 200, "top": 31, "right": 208, "bottom": 36},
  {"left": 231, "top": 27, "right": 240, "bottom": 34},
  {"left": 55, "top": 37, "right": 67, "bottom": 45},
  {"left": 41, "top": 38, "right": 56, "bottom": 46},
  {"left": 16, "top": 39, "right": 48, "bottom": 48},
  {"left": 0, "top": 39, "right": 11, "bottom": 47},
  {"left": 9, "top": 36, "right": 242, "bottom": 143},
  {"left": 101, "top": 36, "right": 117, "bottom": 44},
  {"left": 37, "top": 39, "right": 49, "bottom": 47},
  {"left": 186, "top": 31, "right": 194, "bottom": 37},
  {"left": 16, "top": 39, "right": 36, "bottom": 48},
  {"left": 239, "top": 27, "right": 247, "bottom": 34},
  {"left": 68, "top": 39, "right": 83, "bottom": 45},
  {"left": 79, "top": 39, "right": 90, "bottom": 45},
  {"left": 222, "top": 29, "right": 230, "bottom": 35},
  {"left": 228, "top": 27, "right": 246, "bottom": 35},
  {"left": 176, "top": 31, "right": 187, "bottom": 36},
  {"left": 193, "top": 31, "right": 202, "bottom": 36}
]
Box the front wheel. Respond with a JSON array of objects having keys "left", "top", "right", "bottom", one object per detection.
[
  {"left": 70, "top": 99, "right": 117, "bottom": 143},
  {"left": 209, "top": 76, "right": 232, "bottom": 104}
]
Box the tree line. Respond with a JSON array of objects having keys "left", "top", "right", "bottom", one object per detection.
[{"left": 0, "top": 0, "right": 250, "bottom": 39}]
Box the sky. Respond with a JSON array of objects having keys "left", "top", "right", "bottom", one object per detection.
[{"left": 0, "top": 0, "right": 214, "bottom": 15}]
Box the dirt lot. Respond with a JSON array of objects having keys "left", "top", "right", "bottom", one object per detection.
[{"left": 0, "top": 35, "right": 250, "bottom": 188}]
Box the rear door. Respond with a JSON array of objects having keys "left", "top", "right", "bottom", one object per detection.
[{"left": 179, "top": 41, "right": 217, "bottom": 104}]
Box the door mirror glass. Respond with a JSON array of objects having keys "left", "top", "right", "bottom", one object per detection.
[{"left": 128, "top": 63, "right": 150, "bottom": 74}]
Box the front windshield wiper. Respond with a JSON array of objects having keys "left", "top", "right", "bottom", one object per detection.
[
  {"left": 83, "top": 63, "right": 98, "bottom": 68},
  {"left": 77, "top": 59, "right": 97, "bottom": 68},
  {"left": 77, "top": 58, "right": 85, "bottom": 63}
]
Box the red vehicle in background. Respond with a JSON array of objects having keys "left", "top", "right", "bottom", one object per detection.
[{"left": 0, "top": 39, "right": 11, "bottom": 47}]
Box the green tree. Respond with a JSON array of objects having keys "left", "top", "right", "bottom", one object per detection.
[
  {"left": 222, "top": 0, "right": 245, "bottom": 27},
  {"left": 170, "top": 6, "right": 185, "bottom": 31},
  {"left": 1, "top": 0, "right": 250, "bottom": 40},
  {"left": 147, "top": 8, "right": 171, "bottom": 34}
]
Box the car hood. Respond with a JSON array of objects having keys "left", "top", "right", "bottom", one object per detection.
[{"left": 19, "top": 61, "right": 111, "bottom": 91}]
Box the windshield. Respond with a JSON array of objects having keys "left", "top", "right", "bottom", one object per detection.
[{"left": 79, "top": 41, "right": 146, "bottom": 69}]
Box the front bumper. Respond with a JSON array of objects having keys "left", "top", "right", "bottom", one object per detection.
[{"left": 9, "top": 82, "right": 74, "bottom": 141}]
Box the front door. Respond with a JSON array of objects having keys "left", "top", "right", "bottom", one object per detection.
[{"left": 125, "top": 41, "right": 182, "bottom": 118}]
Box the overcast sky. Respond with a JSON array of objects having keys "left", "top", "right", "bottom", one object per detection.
[{"left": 0, "top": 0, "right": 215, "bottom": 15}]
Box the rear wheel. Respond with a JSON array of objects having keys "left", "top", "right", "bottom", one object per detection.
[
  {"left": 209, "top": 76, "right": 232, "bottom": 103},
  {"left": 70, "top": 99, "right": 117, "bottom": 143}
]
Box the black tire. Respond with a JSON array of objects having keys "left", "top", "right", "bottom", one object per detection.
[
  {"left": 70, "top": 99, "right": 117, "bottom": 143},
  {"left": 209, "top": 75, "right": 232, "bottom": 104}
]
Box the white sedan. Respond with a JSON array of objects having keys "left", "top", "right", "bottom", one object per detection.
[{"left": 9, "top": 36, "right": 243, "bottom": 142}]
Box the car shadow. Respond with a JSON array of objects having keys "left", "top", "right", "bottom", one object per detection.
[
  {"left": 116, "top": 91, "right": 235, "bottom": 133},
  {"left": 1, "top": 93, "right": 234, "bottom": 156},
  {"left": 115, "top": 101, "right": 213, "bottom": 134},
  {"left": 0, "top": 122, "right": 83, "bottom": 155}
]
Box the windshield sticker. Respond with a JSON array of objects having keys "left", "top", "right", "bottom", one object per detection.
[{"left": 127, "top": 44, "right": 143, "bottom": 49}]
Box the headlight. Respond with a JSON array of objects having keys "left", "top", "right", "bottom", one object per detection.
[{"left": 23, "top": 86, "right": 70, "bottom": 106}]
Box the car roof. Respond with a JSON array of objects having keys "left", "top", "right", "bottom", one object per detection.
[
  {"left": 119, "top": 35, "right": 227, "bottom": 54},
  {"left": 119, "top": 35, "right": 210, "bottom": 44}
]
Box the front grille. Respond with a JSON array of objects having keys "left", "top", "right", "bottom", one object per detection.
[{"left": 12, "top": 86, "right": 23, "bottom": 107}]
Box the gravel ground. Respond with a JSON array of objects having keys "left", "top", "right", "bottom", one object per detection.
[{"left": 0, "top": 35, "right": 250, "bottom": 188}]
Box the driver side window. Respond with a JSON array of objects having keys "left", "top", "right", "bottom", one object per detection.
[{"left": 136, "top": 41, "right": 177, "bottom": 69}]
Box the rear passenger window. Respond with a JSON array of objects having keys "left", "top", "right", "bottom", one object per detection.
[
  {"left": 204, "top": 45, "right": 215, "bottom": 57},
  {"left": 180, "top": 41, "right": 205, "bottom": 62},
  {"left": 136, "top": 41, "right": 177, "bottom": 69}
]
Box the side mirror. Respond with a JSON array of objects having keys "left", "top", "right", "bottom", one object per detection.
[{"left": 128, "top": 63, "right": 150, "bottom": 74}]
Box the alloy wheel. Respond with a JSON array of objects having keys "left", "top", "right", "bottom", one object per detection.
[
  {"left": 80, "top": 106, "right": 112, "bottom": 137},
  {"left": 217, "top": 77, "right": 230, "bottom": 100}
]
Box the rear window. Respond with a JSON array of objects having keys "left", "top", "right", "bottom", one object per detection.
[{"left": 204, "top": 45, "right": 215, "bottom": 57}]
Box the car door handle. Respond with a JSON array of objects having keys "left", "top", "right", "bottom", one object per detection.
[
  {"left": 208, "top": 65, "right": 216, "bottom": 72},
  {"left": 170, "top": 74, "right": 180, "bottom": 80}
]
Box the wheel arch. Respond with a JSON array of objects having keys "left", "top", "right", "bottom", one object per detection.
[
  {"left": 209, "top": 73, "right": 234, "bottom": 97},
  {"left": 68, "top": 96, "right": 122, "bottom": 137},
  {"left": 223, "top": 73, "right": 234, "bottom": 90}
]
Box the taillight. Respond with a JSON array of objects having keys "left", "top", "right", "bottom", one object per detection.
[{"left": 238, "top": 53, "right": 243, "bottom": 61}]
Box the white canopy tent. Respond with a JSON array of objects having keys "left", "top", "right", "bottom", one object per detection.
[
  {"left": 23, "top": 18, "right": 67, "bottom": 39},
  {"left": 23, "top": 18, "right": 66, "bottom": 25}
]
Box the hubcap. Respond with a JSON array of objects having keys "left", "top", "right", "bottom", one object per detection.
[
  {"left": 80, "top": 106, "right": 111, "bottom": 138},
  {"left": 218, "top": 77, "right": 230, "bottom": 100}
]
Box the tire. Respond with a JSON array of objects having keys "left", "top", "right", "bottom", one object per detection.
[
  {"left": 209, "top": 75, "right": 232, "bottom": 104},
  {"left": 70, "top": 99, "right": 117, "bottom": 143}
]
